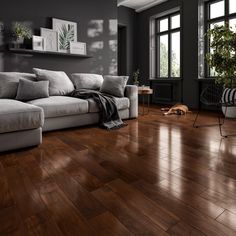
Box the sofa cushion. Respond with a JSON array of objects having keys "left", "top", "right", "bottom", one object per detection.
[
  {"left": 0, "top": 72, "right": 36, "bottom": 99},
  {"left": 0, "top": 99, "right": 44, "bottom": 134},
  {"left": 71, "top": 73, "right": 103, "bottom": 90},
  {"left": 100, "top": 75, "right": 129, "bottom": 98},
  {"left": 33, "top": 68, "right": 75, "bottom": 96},
  {"left": 88, "top": 97, "right": 130, "bottom": 113},
  {"left": 16, "top": 79, "right": 49, "bottom": 101},
  {"left": 28, "top": 96, "right": 89, "bottom": 118}
]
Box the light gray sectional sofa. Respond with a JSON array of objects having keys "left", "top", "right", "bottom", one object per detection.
[{"left": 0, "top": 72, "right": 138, "bottom": 152}]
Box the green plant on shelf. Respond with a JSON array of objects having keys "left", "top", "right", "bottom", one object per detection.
[{"left": 12, "top": 22, "right": 31, "bottom": 40}]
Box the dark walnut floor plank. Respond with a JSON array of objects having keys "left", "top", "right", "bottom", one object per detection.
[
  {"left": 158, "top": 172, "right": 207, "bottom": 195},
  {"left": 201, "top": 189, "right": 236, "bottom": 214},
  {"left": 173, "top": 166, "right": 236, "bottom": 199},
  {"left": 158, "top": 178, "right": 225, "bottom": 219},
  {"left": 0, "top": 107, "right": 236, "bottom": 235},
  {"left": 132, "top": 180, "right": 236, "bottom": 236},
  {"left": 167, "top": 221, "right": 206, "bottom": 236},
  {"left": 216, "top": 210, "right": 236, "bottom": 232},
  {"left": 2, "top": 164, "right": 47, "bottom": 220},
  {"left": 107, "top": 179, "right": 179, "bottom": 231},
  {"left": 38, "top": 181, "right": 95, "bottom": 236},
  {"left": 0, "top": 162, "right": 15, "bottom": 210},
  {"left": 89, "top": 212, "right": 133, "bottom": 236},
  {"left": 24, "top": 211, "right": 64, "bottom": 236},
  {"left": 0, "top": 205, "right": 30, "bottom": 236},
  {"left": 33, "top": 148, "right": 107, "bottom": 220},
  {"left": 92, "top": 186, "right": 169, "bottom": 236}
]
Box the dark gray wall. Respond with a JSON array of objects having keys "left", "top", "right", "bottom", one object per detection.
[
  {"left": 0, "top": 0, "right": 118, "bottom": 75},
  {"left": 136, "top": 0, "right": 200, "bottom": 108},
  {"left": 118, "top": 6, "right": 136, "bottom": 80}
]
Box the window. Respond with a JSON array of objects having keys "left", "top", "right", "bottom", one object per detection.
[
  {"left": 205, "top": 0, "right": 236, "bottom": 77},
  {"left": 156, "top": 13, "right": 181, "bottom": 78}
]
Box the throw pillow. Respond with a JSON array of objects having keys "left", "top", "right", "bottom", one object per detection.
[
  {"left": 15, "top": 79, "right": 49, "bottom": 101},
  {"left": 33, "top": 68, "right": 74, "bottom": 96},
  {"left": 71, "top": 73, "right": 103, "bottom": 90},
  {"left": 0, "top": 72, "right": 36, "bottom": 98},
  {"left": 100, "top": 75, "right": 129, "bottom": 97}
]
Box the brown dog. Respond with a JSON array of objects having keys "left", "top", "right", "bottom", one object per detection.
[{"left": 161, "top": 103, "right": 190, "bottom": 115}]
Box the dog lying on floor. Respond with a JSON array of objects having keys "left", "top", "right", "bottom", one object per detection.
[{"left": 161, "top": 103, "right": 190, "bottom": 115}]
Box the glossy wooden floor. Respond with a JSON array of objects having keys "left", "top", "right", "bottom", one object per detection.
[{"left": 1, "top": 107, "right": 236, "bottom": 235}]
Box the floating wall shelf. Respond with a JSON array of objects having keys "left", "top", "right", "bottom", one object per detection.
[{"left": 8, "top": 48, "right": 92, "bottom": 58}]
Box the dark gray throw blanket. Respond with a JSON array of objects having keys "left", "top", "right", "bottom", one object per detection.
[{"left": 69, "top": 89, "right": 127, "bottom": 130}]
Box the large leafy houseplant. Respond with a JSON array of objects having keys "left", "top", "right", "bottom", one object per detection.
[{"left": 206, "top": 24, "right": 236, "bottom": 87}]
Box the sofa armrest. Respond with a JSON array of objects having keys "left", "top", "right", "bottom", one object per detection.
[{"left": 125, "top": 85, "right": 138, "bottom": 118}]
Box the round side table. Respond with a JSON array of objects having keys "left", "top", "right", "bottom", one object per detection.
[{"left": 138, "top": 87, "right": 153, "bottom": 115}]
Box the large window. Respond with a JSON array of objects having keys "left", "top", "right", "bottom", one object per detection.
[
  {"left": 205, "top": 0, "right": 236, "bottom": 77},
  {"left": 156, "top": 13, "right": 181, "bottom": 78}
]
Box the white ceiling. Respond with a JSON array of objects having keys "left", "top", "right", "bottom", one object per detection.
[{"left": 118, "top": 0, "right": 168, "bottom": 12}]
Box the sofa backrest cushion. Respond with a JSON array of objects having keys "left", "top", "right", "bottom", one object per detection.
[
  {"left": 100, "top": 75, "right": 129, "bottom": 97},
  {"left": 33, "top": 68, "right": 74, "bottom": 96},
  {"left": 0, "top": 72, "right": 36, "bottom": 99},
  {"left": 71, "top": 73, "right": 104, "bottom": 90},
  {"left": 16, "top": 79, "right": 49, "bottom": 101}
]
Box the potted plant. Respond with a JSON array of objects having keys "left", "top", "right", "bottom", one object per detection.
[
  {"left": 133, "top": 69, "right": 140, "bottom": 86},
  {"left": 12, "top": 22, "right": 31, "bottom": 48},
  {"left": 206, "top": 24, "right": 236, "bottom": 118}
]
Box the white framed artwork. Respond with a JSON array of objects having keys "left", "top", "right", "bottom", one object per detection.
[
  {"left": 40, "top": 28, "right": 58, "bottom": 52},
  {"left": 70, "top": 42, "right": 86, "bottom": 55},
  {"left": 32, "top": 36, "right": 45, "bottom": 51},
  {"left": 52, "top": 18, "right": 77, "bottom": 53}
]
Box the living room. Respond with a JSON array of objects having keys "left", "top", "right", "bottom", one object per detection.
[{"left": 0, "top": 0, "right": 236, "bottom": 235}]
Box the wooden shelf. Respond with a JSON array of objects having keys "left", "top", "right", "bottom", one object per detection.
[{"left": 8, "top": 48, "right": 92, "bottom": 58}]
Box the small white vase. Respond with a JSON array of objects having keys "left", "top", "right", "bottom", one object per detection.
[{"left": 222, "top": 106, "right": 236, "bottom": 118}]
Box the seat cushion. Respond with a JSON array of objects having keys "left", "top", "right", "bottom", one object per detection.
[
  {"left": 0, "top": 99, "right": 44, "bottom": 134},
  {"left": 88, "top": 97, "right": 130, "bottom": 113},
  {"left": 28, "top": 96, "right": 89, "bottom": 118}
]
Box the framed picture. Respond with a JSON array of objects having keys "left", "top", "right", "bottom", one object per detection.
[
  {"left": 40, "top": 28, "right": 58, "bottom": 52},
  {"left": 70, "top": 42, "right": 86, "bottom": 55},
  {"left": 32, "top": 36, "right": 45, "bottom": 51},
  {"left": 52, "top": 18, "right": 77, "bottom": 53}
]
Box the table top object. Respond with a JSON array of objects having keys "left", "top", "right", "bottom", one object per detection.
[{"left": 138, "top": 86, "right": 153, "bottom": 95}]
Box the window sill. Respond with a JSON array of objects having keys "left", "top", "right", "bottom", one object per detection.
[
  {"left": 149, "top": 78, "right": 183, "bottom": 82},
  {"left": 196, "top": 78, "right": 216, "bottom": 82}
]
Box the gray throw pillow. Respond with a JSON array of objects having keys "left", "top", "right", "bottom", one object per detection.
[
  {"left": 16, "top": 79, "right": 49, "bottom": 101},
  {"left": 100, "top": 75, "right": 129, "bottom": 97},
  {"left": 71, "top": 73, "right": 103, "bottom": 90},
  {"left": 33, "top": 68, "right": 74, "bottom": 96},
  {"left": 0, "top": 72, "right": 36, "bottom": 98}
]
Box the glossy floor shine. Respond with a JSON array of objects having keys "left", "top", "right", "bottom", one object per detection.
[{"left": 1, "top": 107, "right": 236, "bottom": 235}]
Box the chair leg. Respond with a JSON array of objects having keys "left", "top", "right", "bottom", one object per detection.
[
  {"left": 218, "top": 114, "right": 226, "bottom": 138},
  {"left": 193, "top": 110, "right": 200, "bottom": 128},
  {"left": 219, "top": 105, "right": 236, "bottom": 138},
  {"left": 193, "top": 108, "right": 222, "bottom": 128}
]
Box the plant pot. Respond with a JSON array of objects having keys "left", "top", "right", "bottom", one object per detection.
[
  {"left": 134, "top": 81, "right": 139, "bottom": 87},
  {"left": 13, "top": 37, "right": 24, "bottom": 49},
  {"left": 221, "top": 87, "right": 236, "bottom": 118},
  {"left": 222, "top": 106, "right": 236, "bottom": 118}
]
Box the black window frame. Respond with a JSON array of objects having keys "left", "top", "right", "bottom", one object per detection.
[
  {"left": 205, "top": 0, "right": 236, "bottom": 78},
  {"left": 156, "top": 12, "right": 182, "bottom": 79}
]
